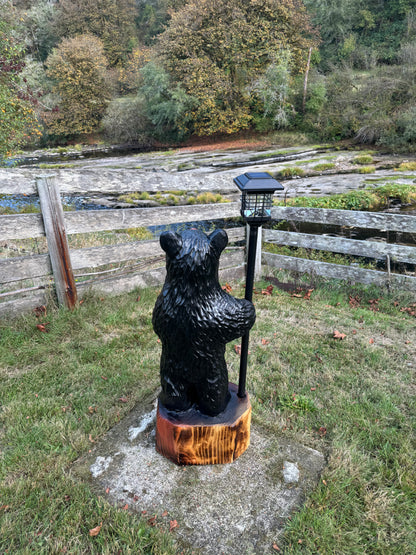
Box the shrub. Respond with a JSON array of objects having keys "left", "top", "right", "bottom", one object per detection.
[{"left": 101, "top": 97, "right": 153, "bottom": 145}]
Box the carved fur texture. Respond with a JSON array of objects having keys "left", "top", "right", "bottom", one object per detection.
[{"left": 153, "top": 229, "right": 256, "bottom": 416}]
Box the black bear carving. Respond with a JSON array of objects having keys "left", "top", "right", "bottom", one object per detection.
[{"left": 153, "top": 229, "right": 256, "bottom": 417}]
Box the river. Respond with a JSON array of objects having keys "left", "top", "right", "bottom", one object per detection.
[{"left": 1, "top": 144, "right": 416, "bottom": 214}]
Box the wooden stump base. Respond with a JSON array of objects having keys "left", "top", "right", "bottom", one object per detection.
[{"left": 156, "top": 383, "right": 251, "bottom": 465}]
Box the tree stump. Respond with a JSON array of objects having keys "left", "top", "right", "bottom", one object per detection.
[{"left": 156, "top": 383, "right": 251, "bottom": 465}]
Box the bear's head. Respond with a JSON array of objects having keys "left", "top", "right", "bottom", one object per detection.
[{"left": 160, "top": 228, "right": 228, "bottom": 282}]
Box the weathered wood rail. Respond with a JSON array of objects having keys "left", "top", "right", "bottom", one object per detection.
[
  {"left": 1, "top": 180, "right": 415, "bottom": 317},
  {"left": 263, "top": 206, "right": 416, "bottom": 291}
]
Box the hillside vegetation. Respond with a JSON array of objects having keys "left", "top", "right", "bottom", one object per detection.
[{"left": 2, "top": 0, "right": 416, "bottom": 157}]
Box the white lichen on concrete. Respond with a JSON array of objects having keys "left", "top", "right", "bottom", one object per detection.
[
  {"left": 283, "top": 461, "right": 300, "bottom": 484},
  {"left": 90, "top": 455, "right": 114, "bottom": 478},
  {"left": 128, "top": 408, "right": 157, "bottom": 441}
]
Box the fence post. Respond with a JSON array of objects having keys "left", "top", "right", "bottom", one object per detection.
[
  {"left": 246, "top": 224, "right": 263, "bottom": 281},
  {"left": 36, "top": 175, "right": 78, "bottom": 309}
]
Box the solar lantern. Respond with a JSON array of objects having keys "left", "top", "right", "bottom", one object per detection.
[{"left": 234, "top": 172, "right": 284, "bottom": 398}]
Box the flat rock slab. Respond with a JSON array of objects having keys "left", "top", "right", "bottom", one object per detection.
[{"left": 72, "top": 395, "right": 325, "bottom": 554}]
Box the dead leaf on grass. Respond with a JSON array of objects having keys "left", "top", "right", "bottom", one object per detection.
[
  {"left": 333, "top": 330, "right": 346, "bottom": 340},
  {"left": 89, "top": 522, "right": 102, "bottom": 537},
  {"left": 169, "top": 519, "right": 179, "bottom": 532},
  {"left": 261, "top": 285, "right": 273, "bottom": 296},
  {"left": 303, "top": 288, "right": 314, "bottom": 300}
]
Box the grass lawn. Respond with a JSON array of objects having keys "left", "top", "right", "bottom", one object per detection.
[{"left": 0, "top": 275, "right": 415, "bottom": 553}]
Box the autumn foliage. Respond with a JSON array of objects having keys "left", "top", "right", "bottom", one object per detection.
[
  {"left": 157, "top": 0, "right": 318, "bottom": 135},
  {"left": 46, "top": 35, "right": 111, "bottom": 137}
]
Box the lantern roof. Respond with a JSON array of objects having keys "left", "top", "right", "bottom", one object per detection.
[{"left": 233, "top": 172, "right": 284, "bottom": 193}]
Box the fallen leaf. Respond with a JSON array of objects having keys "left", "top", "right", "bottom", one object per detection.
[
  {"left": 147, "top": 516, "right": 157, "bottom": 527},
  {"left": 34, "top": 305, "right": 47, "bottom": 317},
  {"left": 89, "top": 523, "right": 102, "bottom": 537},
  {"left": 118, "top": 397, "right": 128, "bottom": 403},
  {"left": 136, "top": 295, "right": 141, "bottom": 302},
  {"left": 105, "top": 488, "right": 110, "bottom": 494},
  {"left": 234, "top": 344, "right": 241, "bottom": 355},
  {"left": 333, "top": 330, "right": 346, "bottom": 340},
  {"left": 303, "top": 288, "right": 314, "bottom": 300},
  {"left": 36, "top": 322, "right": 50, "bottom": 332},
  {"left": 101, "top": 375, "right": 108, "bottom": 380},
  {"left": 272, "top": 544, "right": 280, "bottom": 551},
  {"left": 261, "top": 285, "right": 273, "bottom": 296},
  {"left": 79, "top": 299, "right": 84, "bottom": 305},
  {"left": 88, "top": 434, "right": 95, "bottom": 443},
  {"left": 322, "top": 479, "right": 327, "bottom": 486},
  {"left": 169, "top": 519, "right": 179, "bottom": 532},
  {"left": 318, "top": 426, "right": 327, "bottom": 436},
  {"left": 261, "top": 338, "right": 270, "bottom": 345},
  {"left": 369, "top": 338, "right": 374, "bottom": 344},
  {"left": 349, "top": 295, "right": 360, "bottom": 308},
  {"left": 162, "top": 510, "right": 168, "bottom": 517},
  {"left": 222, "top": 283, "right": 232, "bottom": 293},
  {"left": 0, "top": 505, "right": 10, "bottom": 512},
  {"left": 122, "top": 504, "right": 129, "bottom": 510}
]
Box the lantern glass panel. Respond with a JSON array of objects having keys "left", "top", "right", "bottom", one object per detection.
[{"left": 241, "top": 192, "right": 273, "bottom": 221}]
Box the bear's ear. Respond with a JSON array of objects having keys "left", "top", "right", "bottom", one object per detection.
[
  {"left": 209, "top": 229, "right": 228, "bottom": 255},
  {"left": 160, "top": 231, "right": 182, "bottom": 257}
]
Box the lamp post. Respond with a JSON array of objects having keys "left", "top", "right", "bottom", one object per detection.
[{"left": 234, "top": 172, "right": 284, "bottom": 398}]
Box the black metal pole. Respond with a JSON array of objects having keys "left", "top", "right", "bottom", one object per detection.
[{"left": 238, "top": 223, "right": 259, "bottom": 398}]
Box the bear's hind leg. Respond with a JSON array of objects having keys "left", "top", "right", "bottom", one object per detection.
[
  {"left": 160, "top": 375, "right": 193, "bottom": 412},
  {"left": 196, "top": 373, "right": 230, "bottom": 417}
]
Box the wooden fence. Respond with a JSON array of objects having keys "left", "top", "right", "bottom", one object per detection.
[
  {"left": 0, "top": 177, "right": 245, "bottom": 316},
  {"left": 1, "top": 178, "right": 415, "bottom": 316},
  {"left": 264, "top": 206, "right": 416, "bottom": 291}
]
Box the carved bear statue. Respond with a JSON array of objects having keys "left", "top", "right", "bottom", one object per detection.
[{"left": 152, "top": 229, "right": 256, "bottom": 417}]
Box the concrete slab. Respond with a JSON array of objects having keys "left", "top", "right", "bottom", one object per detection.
[{"left": 72, "top": 394, "right": 325, "bottom": 554}]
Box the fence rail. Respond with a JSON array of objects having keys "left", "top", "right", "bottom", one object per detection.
[{"left": 264, "top": 207, "right": 416, "bottom": 291}]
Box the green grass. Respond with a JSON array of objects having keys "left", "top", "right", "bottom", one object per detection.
[
  {"left": 1, "top": 278, "right": 415, "bottom": 553},
  {"left": 0, "top": 288, "right": 175, "bottom": 554},
  {"left": 353, "top": 154, "right": 374, "bottom": 165},
  {"left": 312, "top": 162, "right": 336, "bottom": 171},
  {"left": 397, "top": 161, "right": 416, "bottom": 171},
  {"left": 274, "top": 183, "right": 416, "bottom": 211}
]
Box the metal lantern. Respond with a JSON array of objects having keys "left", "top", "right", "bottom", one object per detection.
[
  {"left": 233, "top": 172, "right": 284, "bottom": 398},
  {"left": 234, "top": 172, "right": 284, "bottom": 224}
]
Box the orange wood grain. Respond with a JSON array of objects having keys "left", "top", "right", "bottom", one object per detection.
[{"left": 156, "top": 385, "right": 251, "bottom": 465}]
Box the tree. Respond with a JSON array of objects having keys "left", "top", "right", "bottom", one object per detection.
[
  {"left": 250, "top": 50, "right": 293, "bottom": 129},
  {"left": 156, "top": 0, "right": 318, "bottom": 135},
  {"left": 0, "top": 1, "right": 41, "bottom": 158},
  {"left": 23, "top": 0, "right": 58, "bottom": 62},
  {"left": 138, "top": 61, "right": 196, "bottom": 140},
  {"left": 46, "top": 35, "right": 111, "bottom": 137},
  {"left": 52, "top": 0, "right": 138, "bottom": 66}
]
